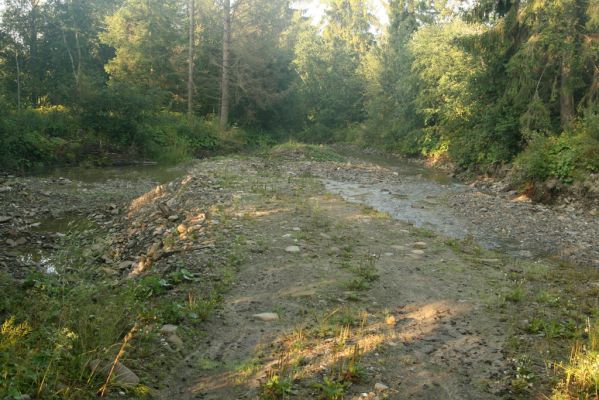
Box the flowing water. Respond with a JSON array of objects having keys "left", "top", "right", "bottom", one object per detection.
[{"left": 323, "top": 152, "right": 526, "bottom": 256}]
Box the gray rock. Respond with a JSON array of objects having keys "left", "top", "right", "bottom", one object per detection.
[
  {"left": 253, "top": 312, "right": 279, "bottom": 322},
  {"left": 0, "top": 216, "right": 12, "bottom": 223},
  {"left": 160, "top": 324, "right": 178, "bottom": 335},
  {"left": 88, "top": 359, "right": 140, "bottom": 387},
  {"left": 166, "top": 334, "right": 184, "bottom": 349},
  {"left": 285, "top": 245, "right": 300, "bottom": 253},
  {"left": 374, "top": 382, "right": 389, "bottom": 392}
]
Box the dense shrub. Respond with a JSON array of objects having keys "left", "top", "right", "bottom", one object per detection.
[
  {"left": 512, "top": 113, "right": 599, "bottom": 185},
  {"left": 0, "top": 106, "right": 222, "bottom": 172}
]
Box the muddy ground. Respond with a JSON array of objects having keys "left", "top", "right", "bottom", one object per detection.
[{"left": 1, "top": 151, "right": 598, "bottom": 399}]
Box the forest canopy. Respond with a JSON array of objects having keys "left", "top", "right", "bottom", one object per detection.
[{"left": 0, "top": 0, "right": 598, "bottom": 186}]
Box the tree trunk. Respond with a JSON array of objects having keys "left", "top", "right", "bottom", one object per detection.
[
  {"left": 30, "top": 1, "right": 39, "bottom": 107},
  {"left": 220, "top": 0, "right": 231, "bottom": 131},
  {"left": 15, "top": 49, "right": 21, "bottom": 109},
  {"left": 187, "top": 0, "right": 195, "bottom": 117},
  {"left": 560, "top": 59, "right": 574, "bottom": 128}
]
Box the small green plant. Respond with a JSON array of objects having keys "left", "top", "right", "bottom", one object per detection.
[
  {"left": 354, "top": 255, "right": 379, "bottom": 282},
  {"left": 504, "top": 284, "right": 525, "bottom": 303},
  {"left": 345, "top": 277, "right": 370, "bottom": 291},
  {"left": 314, "top": 376, "right": 346, "bottom": 400},
  {"left": 260, "top": 354, "right": 293, "bottom": 399},
  {"left": 338, "top": 345, "right": 365, "bottom": 384},
  {"left": 137, "top": 275, "right": 171, "bottom": 298},
  {"left": 261, "top": 375, "right": 293, "bottom": 400},
  {"left": 167, "top": 267, "right": 195, "bottom": 284},
  {"left": 526, "top": 317, "right": 579, "bottom": 339}
]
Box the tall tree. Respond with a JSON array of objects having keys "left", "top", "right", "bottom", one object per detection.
[
  {"left": 187, "top": 0, "right": 195, "bottom": 116},
  {"left": 101, "top": 0, "right": 186, "bottom": 109},
  {"left": 219, "top": 0, "right": 231, "bottom": 130}
]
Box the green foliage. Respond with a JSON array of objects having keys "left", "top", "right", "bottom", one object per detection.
[
  {"left": 513, "top": 114, "right": 599, "bottom": 185},
  {"left": 0, "top": 272, "right": 143, "bottom": 399}
]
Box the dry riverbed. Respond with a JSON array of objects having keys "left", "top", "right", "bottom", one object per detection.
[{"left": 1, "top": 150, "right": 598, "bottom": 399}]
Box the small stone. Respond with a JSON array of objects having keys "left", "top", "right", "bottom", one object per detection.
[
  {"left": 160, "top": 324, "right": 178, "bottom": 334},
  {"left": 177, "top": 224, "right": 187, "bottom": 234},
  {"left": 168, "top": 215, "right": 180, "bottom": 221},
  {"left": 385, "top": 315, "right": 396, "bottom": 326},
  {"left": 374, "top": 383, "right": 389, "bottom": 392},
  {"left": 285, "top": 245, "right": 300, "bottom": 253},
  {"left": 411, "top": 249, "right": 425, "bottom": 255},
  {"left": 15, "top": 237, "right": 27, "bottom": 246},
  {"left": 6, "top": 239, "right": 16, "bottom": 247},
  {"left": 167, "top": 334, "right": 184, "bottom": 349},
  {"left": 413, "top": 242, "right": 427, "bottom": 249},
  {"left": 0, "top": 216, "right": 12, "bottom": 223},
  {"left": 88, "top": 359, "right": 139, "bottom": 387},
  {"left": 118, "top": 261, "right": 134, "bottom": 270},
  {"left": 253, "top": 313, "right": 279, "bottom": 322}
]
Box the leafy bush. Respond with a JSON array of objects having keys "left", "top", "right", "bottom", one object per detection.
[{"left": 512, "top": 115, "right": 599, "bottom": 185}]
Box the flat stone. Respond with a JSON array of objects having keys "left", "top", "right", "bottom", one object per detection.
[
  {"left": 411, "top": 249, "right": 425, "bottom": 255},
  {"left": 89, "top": 359, "right": 139, "bottom": 387},
  {"left": 413, "top": 242, "right": 427, "bottom": 248},
  {"left": 117, "top": 261, "right": 134, "bottom": 270},
  {"left": 374, "top": 383, "right": 389, "bottom": 392},
  {"left": 166, "top": 334, "right": 184, "bottom": 349},
  {"left": 160, "top": 324, "right": 178, "bottom": 334},
  {"left": 285, "top": 245, "right": 300, "bottom": 253},
  {"left": 0, "top": 216, "right": 12, "bottom": 223},
  {"left": 253, "top": 312, "right": 279, "bottom": 322}
]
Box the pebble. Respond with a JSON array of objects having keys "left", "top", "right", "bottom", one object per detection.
[
  {"left": 166, "top": 334, "right": 184, "bottom": 349},
  {"left": 253, "top": 313, "right": 279, "bottom": 322},
  {"left": 285, "top": 245, "right": 300, "bottom": 253},
  {"left": 374, "top": 382, "right": 389, "bottom": 392},
  {"left": 411, "top": 249, "right": 425, "bottom": 255},
  {"left": 160, "top": 324, "right": 178, "bottom": 334}
]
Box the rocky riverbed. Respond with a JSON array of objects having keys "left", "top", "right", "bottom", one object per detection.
[{"left": 1, "top": 151, "right": 598, "bottom": 399}]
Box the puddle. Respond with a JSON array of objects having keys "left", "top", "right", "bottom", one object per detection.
[
  {"left": 14, "top": 162, "right": 189, "bottom": 275},
  {"left": 39, "top": 162, "right": 189, "bottom": 184},
  {"left": 30, "top": 215, "right": 98, "bottom": 233}
]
